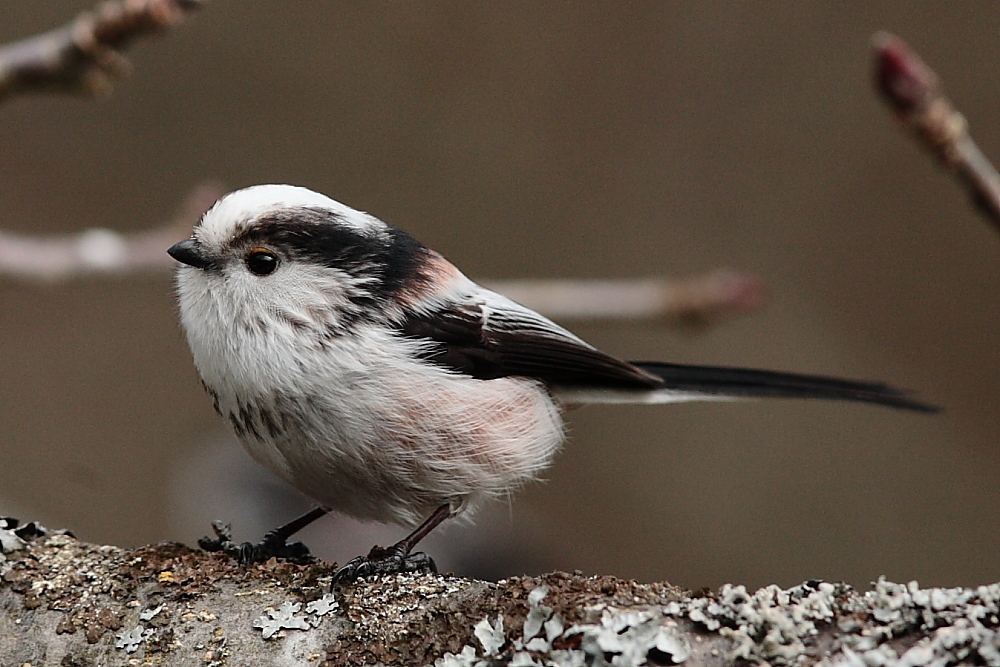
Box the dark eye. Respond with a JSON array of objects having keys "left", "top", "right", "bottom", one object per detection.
[{"left": 245, "top": 248, "right": 278, "bottom": 276}]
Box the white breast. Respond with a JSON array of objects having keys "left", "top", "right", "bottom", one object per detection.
[{"left": 176, "top": 267, "right": 565, "bottom": 526}]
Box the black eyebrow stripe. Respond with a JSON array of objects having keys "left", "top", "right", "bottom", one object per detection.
[
  {"left": 397, "top": 300, "right": 662, "bottom": 387},
  {"left": 227, "top": 206, "right": 438, "bottom": 306},
  {"left": 228, "top": 207, "right": 377, "bottom": 265}
]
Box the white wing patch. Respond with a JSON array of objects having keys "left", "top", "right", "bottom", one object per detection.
[{"left": 480, "top": 300, "right": 492, "bottom": 329}]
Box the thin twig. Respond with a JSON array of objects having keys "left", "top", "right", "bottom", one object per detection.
[
  {"left": 0, "top": 0, "right": 204, "bottom": 101},
  {"left": 0, "top": 181, "right": 224, "bottom": 281},
  {"left": 487, "top": 270, "right": 765, "bottom": 326},
  {"left": 873, "top": 31, "right": 1000, "bottom": 230}
]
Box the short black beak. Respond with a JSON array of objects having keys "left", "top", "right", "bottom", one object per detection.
[{"left": 168, "top": 238, "right": 214, "bottom": 270}]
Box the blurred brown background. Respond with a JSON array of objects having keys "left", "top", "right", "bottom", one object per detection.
[{"left": 1, "top": 2, "right": 998, "bottom": 591}]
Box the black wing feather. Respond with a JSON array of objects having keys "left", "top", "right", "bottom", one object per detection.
[
  {"left": 398, "top": 301, "right": 661, "bottom": 388},
  {"left": 396, "top": 296, "right": 937, "bottom": 413}
]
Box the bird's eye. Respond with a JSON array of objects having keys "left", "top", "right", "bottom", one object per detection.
[{"left": 246, "top": 248, "right": 278, "bottom": 276}]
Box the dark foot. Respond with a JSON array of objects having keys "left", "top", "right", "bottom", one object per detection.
[
  {"left": 198, "top": 520, "right": 316, "bottom": 566},
  {"left": 332, "top": 543, "right": 437, "bottom": 585}
]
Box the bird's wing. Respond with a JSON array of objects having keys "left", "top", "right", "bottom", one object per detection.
[
  {"left": 396, "top": 288, "right": 938, "bottom": 413},
  {"left": 396, "top": 289, "right": 662, "bottom": 388}
]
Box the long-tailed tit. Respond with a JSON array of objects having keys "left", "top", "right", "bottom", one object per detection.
[{"left": 168, "top": 184, "right": 935, "bottom": 581}]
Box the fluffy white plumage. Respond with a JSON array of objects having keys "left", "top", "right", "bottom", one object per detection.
[{"left": 176, "top": 186, "right": 568, "bottom": 525}]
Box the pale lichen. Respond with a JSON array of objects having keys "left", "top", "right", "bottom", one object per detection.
[
  {"left": 434, "top": 583, "right": 691, "bottom": 667},
  {"left": 430, "top": 577, "right": 1000, "bottom": 667},
  {"left": 253, "top": 600, "right": 311, "bottom": 639},
  {"left": 114, "top": 625, "right": 153, "bottom": 653}
]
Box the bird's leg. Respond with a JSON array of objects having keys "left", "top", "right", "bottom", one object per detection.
[
  {"left": 198, "top": 506, "right": 329, "bottom": 566},
  {"left": 332, "top": 503, "right": 451, "bottom": 585}
]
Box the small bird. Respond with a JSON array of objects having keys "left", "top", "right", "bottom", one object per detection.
[{"left": 168, "top": 184, "right": 935, "bottom": 582}]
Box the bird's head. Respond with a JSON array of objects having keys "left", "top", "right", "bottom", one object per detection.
[{"left": 169, "top": 184, "right": 440, "bottom": 337}]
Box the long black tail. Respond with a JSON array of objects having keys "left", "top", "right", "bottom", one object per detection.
[{"left": 629, "top": 361, "right": 939, "bottom": 413}]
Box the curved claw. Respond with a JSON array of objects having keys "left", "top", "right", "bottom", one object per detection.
[
  {"left": 198, "top": 511, "right": 325, "bottom": 566},
  {"left": 198, "top": 530, "right": 315, "bottom": 566},
  {"left": 238, "top": 541, "right": 259, "bottom": 566},
  {"left": 237, "top": 538, "right": 314, "bottom": 566},
  {"left": 332, "top": 548, "right": 437, "bottom": 586}
]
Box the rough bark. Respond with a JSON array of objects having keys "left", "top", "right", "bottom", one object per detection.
[{"left": 1, "top": 527, "right": 999, "bottom": 667}]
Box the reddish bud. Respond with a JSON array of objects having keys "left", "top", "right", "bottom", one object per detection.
[{"left": 872, "top": 31, "right": 940, "bottom": 114}]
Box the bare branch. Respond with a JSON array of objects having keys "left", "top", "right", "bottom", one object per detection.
[
  {"left": 0, "top": 0, "right": 204, "bottom": 101},
  {"left": 873, "top": 31, "right": 1000, "bottom": 230},
  {"left": 486, "top": 270, "right": 766, "bottom": 327},
  {"left": 0, "top": 181, "right": 223, "bottom": 281}
]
